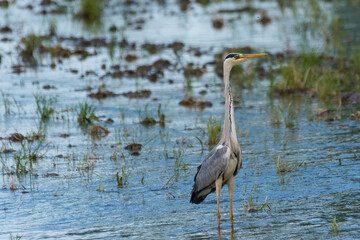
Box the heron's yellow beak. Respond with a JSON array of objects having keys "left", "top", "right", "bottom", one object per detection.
[{"left": 242, "top": 53, "right": 268, "bottom": 59}]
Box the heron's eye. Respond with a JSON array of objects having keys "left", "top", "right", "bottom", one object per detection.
[{"left": 234, "top": 55, "right": 240, "bottom": 59}]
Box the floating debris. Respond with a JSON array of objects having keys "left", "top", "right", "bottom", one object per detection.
[
  {"left": 325, "top": 115, "right": 341, "bottom": 122},
  {"left": 10, "top": 133, "right": 25, "bottom": 142},
  {"left": 212, "top": 18, "right": 224, "bottom": 29},
  {"left": 1, "top": 37, "right": 11, "bottom": 42},
  {"left": 168, "top": 41, "right": 184, "bottom": 52},
  {"left": 125, "top": 53, "right": 137, "bottom": 62},
  {"left": 85, "top": 70, "right": 97, "bottom": 76},
  {"left": 1, "top": 148, "right": 15, "bottom": 154},
  {"left": 43, "top": 85, "right": 57, "bottom": 90},
  {"left": 12, "top": 65, "right": 25, "bottom": 74},
  {"left": 42, "top": 172, "right": 59, "bottom": 177},
  {"left": 183, "top": 63, "right": 207, "bottom": 77},
  {"left": 341, "top": 92, "right": 360, "bottom": 103},
  {"left": 105, "top": 118, "right": 114, "bottom": 123},
  {"left": 40, "top": 45, "right": 72, "bottom": 58},
  {"left": 147, "top": 73, "right": 158, "bottom": 82},
  {"left": 0, "top": 25, "right": 12, "bottom": 33},
  {"left": 218, "top": 6, "right": 257, "bottom": 13},
  {"left": 69, "top": 68, "right": 78, "bottom": 74},
  {"left": 316, "top": 108, "right": 330, "bottom": 116},
  {"left": 350, "top": 110, "right": 360, "bottom": 120},
  {"left": 178, "top": 0, "right": 190, "bottom": 11},
  {"left": 40, "top": 0, "right": 56, "bottom": 7},
  {"left": 58, "top": 134, "right": 70, "bottom": 138},
  {"left": 152, "top": 58, "right": 171, "bottom": 71},
  {"left": 179, "top": 96, "right": 212, "bottom": 108},
  {"left": 257, "top": 10, "right": 271, "bottom": 26},
  {"left": 0, "top": 0, "right": 9, "bottom": 8},
  {"left": 125, "top": 143, "right": 142, "bottom": 152},
  {"left": 136, "top": 65, "right": 152, "bottom": 77},
  {"left": 142, "top": 43, "right": 165, "bottom": 54},
  {"left": 88, "top": 125, "right": 110, "bottom": 138},
  {"left": 140, "top": 117, "right": 157, "bottom": 126},
  {"left": 72, "top": 48, "right": 92, "bottom": 60},
  {"left": 88, "top": 88, "right": 120, "bottom": 99},
  {"left": 109, "top": 25, "right": 117, "bottom": 32},
  {"left": 122, "top": 90, "right": 151, "bottom": 98}
]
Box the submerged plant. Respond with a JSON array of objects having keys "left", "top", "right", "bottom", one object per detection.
[
  {"left": 34, "top": 94, "right": 56, "bottom": 122},
  {"left": 77, "top": 153, "right": 96, "bottom": 182},
  {"left": 243, "top": 183, "right": 270, "bottom": 213},
  {"left": 139, "top": 104, "right": 156, "bottom": 126},
  {"left": 116, "top": 167, "right": 129, "bottom": 187},
  {"left": 270, "top": 106, "right": 281, "bottom": 128},
  {"left": 274, "top": 155, "right": 303, "bottom": 185},
  {"left": 283, "top": 103, "right": 296, "bottom": 129},
  {"left": 119, "top": 106, "right": 126, "bottom": 121},
  {"left": 275, "top": 155, "right": 298, "bottom": 173},
  {"left": 76, "top": 0, "right": 104, "bottom": 22},
  {"left": 158, "top": 104, "right": 166, "bottom": 127},
  {"left": 351, "top": 45, "right": 360, "bottom": 73},
  {"left": 9, "top": 233, "right": 22, "bottom": 240},
  {"left": 17, "top": 34, "right": 43, "bottom": 64},
  {"left": 1, "top": 91, "right": 13, "bottom": 116},
  {"left": 173, "top": 147, "right": 187, "bottom": 170},
  {"left": 88, "top": 125, "right": 110, "bottom": 139},
  {"left": 269, "top": 102, "right": 297, "bottom": 129},
  {"left": 13, "top": 150, "right": 30, "bottom": 176},
  {"left": 207, "top": 116, "right": 221, "bottom": 147},
  {"left": 96, "top": 183, "right": 105, "bottom": 192},
  {"left": 10, "top": 139, "right": 50, "bottom": 176},
  {"left": 331, "top": 216, "right": 337, "bottom": 234},
  {"left": 138, "top": 104, "right": 166, "bottom": 127},
  {"left": 77, "top": 102, "right": 97, "bottom": 125}
]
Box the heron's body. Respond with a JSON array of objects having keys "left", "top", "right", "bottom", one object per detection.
[
  {"left": 190, "top": 143, "right": 241, "bottom": 203},
  {"left": 190, "top": 52, "right": 267, "bottom": 229}
]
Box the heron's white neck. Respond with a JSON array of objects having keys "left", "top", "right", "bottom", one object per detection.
[{"left": 221, "top": 62, "right": 238, "bottom": 145}]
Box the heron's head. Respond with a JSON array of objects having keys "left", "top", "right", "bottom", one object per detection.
[{"left": 224, "top": 53, "right": 268, "bottom": 67}]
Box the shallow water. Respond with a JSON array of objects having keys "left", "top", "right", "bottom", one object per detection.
[{"left": 0, "top": 0, "right": 359, "bottom": 239}]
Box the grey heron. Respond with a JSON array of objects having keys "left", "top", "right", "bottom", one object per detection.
[{"left": 190, "top": 52, "right": 268, "bottom": 229}]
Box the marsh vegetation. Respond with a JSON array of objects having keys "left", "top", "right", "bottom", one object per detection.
[{"left": 0, "top": 0, "right": 359, "bottom": 239}]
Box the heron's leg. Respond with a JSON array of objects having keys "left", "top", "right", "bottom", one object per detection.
[
  {"left": 230, "top": 226, "right": 235, "bottom": 240},
  {"left": 217, "top": 228, "right": 222, "bottom": 240},
  {"left": 228, "top": 176, "right": 234, "bottom": 227},
  {"left": 215, "top": 177, "right": 223, "bottom": 229}
]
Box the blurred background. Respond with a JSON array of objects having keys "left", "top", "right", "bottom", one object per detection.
[{"left": 0, "top": 0, "right": 359, "bottom": 239}]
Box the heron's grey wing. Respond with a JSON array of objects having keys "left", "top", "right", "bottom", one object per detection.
[{"left": 193, "top": 145, "right": 230, "bottom": 193}]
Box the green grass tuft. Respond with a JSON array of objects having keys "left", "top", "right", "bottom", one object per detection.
[
  {"left": 243, "top": 183, "right": 271, "bottom": 213},
  {"left": 331, "top": 216, "right": 337, "bottom": 233},
  {"left": 77, "top": 102, "right": 97, "bottom": 125},
  {"left": 34, "top": 95, "right": 56, "bottom": 122},
  {"left": 207, "top": 117, "right": 222, "bottom": 147},
  {"left": 116, "top": 168, "right": 129, "bottom": 188},
  {"left": 76, "top": 0, "right": 104, "bottom": 22}
]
